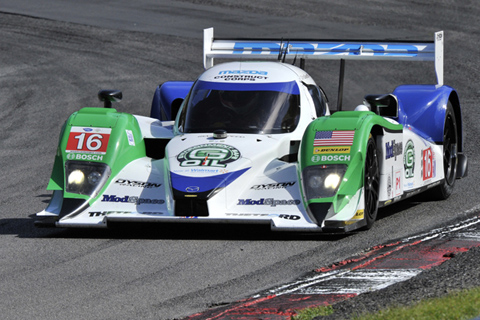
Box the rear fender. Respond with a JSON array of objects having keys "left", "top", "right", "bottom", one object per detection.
[{"left": 394, "top": 85, "right": 459, "bottom": 145}]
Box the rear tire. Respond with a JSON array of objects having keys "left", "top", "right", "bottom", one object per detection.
[
  {"left": 363, "top": 135, "right": 380, "bottom": 230},
  {"left": 430, "top": 101, "right": 458, "bottom": 200}
]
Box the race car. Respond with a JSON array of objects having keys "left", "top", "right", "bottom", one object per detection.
[{"left": 35, "top": 28, "right": 468, "bottom": 232}]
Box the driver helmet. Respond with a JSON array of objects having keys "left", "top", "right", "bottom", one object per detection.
[{"left": 219, "top": 90, "right": 259, "bottom": 115}]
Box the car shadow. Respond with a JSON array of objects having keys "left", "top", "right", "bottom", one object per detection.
[
  {"left": 1, "top": 214, "right": 349, "bottom": 242},
  {"left": 376, "top": 192, "right": 436, "bottom": 222},
  {"left": 11, "top": 193, "right": 435, "bottom": 241}
]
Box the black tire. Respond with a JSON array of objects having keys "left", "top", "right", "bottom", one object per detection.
[
  {"left": 363, "top": 135, "right": 380, "bottom": 230},
  {"left": 430, "top": 101, "right": 458, "bottom": 200}
]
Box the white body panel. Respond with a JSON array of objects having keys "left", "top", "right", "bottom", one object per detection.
[
  {"left": 43, "top": 109, "right": 446, "bottom": 231},
  {"left": 377, "top": 123, "right": 443, "bottom": 204}
]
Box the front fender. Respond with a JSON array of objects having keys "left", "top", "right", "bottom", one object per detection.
[
  {"left": 47, "top": 107, "right": 147, "bottom": 205},
  {"left": 299, "top": 111, "right": 403, "bottom": 226}
]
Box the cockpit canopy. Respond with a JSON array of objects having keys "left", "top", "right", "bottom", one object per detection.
[{"left": 177, "top": 80, "right": 300, "bottom": 134}]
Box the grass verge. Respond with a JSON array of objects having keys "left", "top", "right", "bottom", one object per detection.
[{"left": 292, "top": 287, "right": 480, "bottom": 320}]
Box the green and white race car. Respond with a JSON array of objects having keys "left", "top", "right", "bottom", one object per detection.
[{"left": 36, "top": 29, "right": 467, "bottom": 232}]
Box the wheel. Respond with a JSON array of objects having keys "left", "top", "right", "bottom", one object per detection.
[
  {"left": 431, "top": 101, "right": 458, "bottom": 200},
  {"left": 363, "top": 135, "right": 380, "bottom": 230}
]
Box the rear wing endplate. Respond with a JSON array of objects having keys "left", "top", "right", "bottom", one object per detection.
[{"left": 203, "top": 28, "right": 444, "bottom": 86}]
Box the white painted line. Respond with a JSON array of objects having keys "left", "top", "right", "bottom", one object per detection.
[
  {"left": 297, "top": 269, "right": 422, "bottom": 294},
  {"left": 270, "top": 268, "right": 421, "bottom": 296},
  {"left": 455, "top": 231, "right": 480, "bottom": 241},
  {"left": 259, "top": 211, "right": 480, "bottom": 300},
  {"left": 403, "top": 214, "right": 480, "bottom": 243}
]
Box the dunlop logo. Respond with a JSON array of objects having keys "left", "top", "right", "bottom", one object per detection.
[{"left": 313, "top": 146, "right": 351, "bottom": 154}]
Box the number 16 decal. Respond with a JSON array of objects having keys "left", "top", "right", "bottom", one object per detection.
[
  {"left": 66, "top": 127, "right": 111, "bottom": 154},
  {"left": 422, "top": 147, "right": 434, "bottom": 180}
]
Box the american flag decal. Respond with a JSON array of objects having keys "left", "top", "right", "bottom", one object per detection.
[{"left": 313, "top": 130, "right": 355, "bottom": 146}]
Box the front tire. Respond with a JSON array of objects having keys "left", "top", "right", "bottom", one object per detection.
[
  {"left": 431, "top": 101, "right": 458, "bottom": 200},
  {"left": 363, "top": 135, "right": 380, "bottom": 230}
]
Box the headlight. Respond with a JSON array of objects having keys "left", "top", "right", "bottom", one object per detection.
[
  {"left": 65, "top": 161, "right": 111, "bottom": 196},
  {"left": 303, "top": 164, "right": 347, "bottom": 200},
  {"left": 68, "top": 169, "right": 85, "bottom": 185}
]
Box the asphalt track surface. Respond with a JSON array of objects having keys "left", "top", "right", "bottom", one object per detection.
[{"left": 0, "top": 1, "right": 479, "bottom": 319}]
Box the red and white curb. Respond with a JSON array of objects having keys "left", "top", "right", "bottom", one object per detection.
[{"left": 183, "top": 213, "right": 480, "bottom": 320}]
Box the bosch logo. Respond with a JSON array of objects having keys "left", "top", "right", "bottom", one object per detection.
[{"left": 66, "top": 153, "right": 104, "bottom": 161}]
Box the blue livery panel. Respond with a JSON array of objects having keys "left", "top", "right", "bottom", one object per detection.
[{"left": 150, "top": 81, "right": 193, "bottom": 121}]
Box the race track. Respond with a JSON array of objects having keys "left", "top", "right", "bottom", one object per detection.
[{"left": 0, "top": 1, "right": 479, "bottom": 319}]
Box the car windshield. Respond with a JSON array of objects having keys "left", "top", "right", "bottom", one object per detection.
[{"left": 178, "top": 80, "right": 300, "bottom": 134}]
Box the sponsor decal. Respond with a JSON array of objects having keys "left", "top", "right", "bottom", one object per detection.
[
  {"left": 233, "top": 41, "right": 420, "bottom": 56},
  {"left": 405, "top": 181, "right": 415, "bottom": 189},
  {"left": 386, "top": 140, "right": 403, "bottom": 160},
  {"left": 66, "top": 127, "right": 111, "bottom": 154},
  {"left": 114, "top": 179, "right": 161, "bottom": 188},
  {"left": 172, "top": 169, "right": 190, "bottom": 174},
  {"left": 311, "top": 155, "right": 321, "bottom": 163},
  {"left": 352, "top": 210, "right": 364, "bottom": 220},
  {"left": 427, "top": 180, "right": 441, "bottom": 189},
  {"left": 215, "top": 70, "right": 268, "bottom": 81},
  {"left": 237, "top": 198, "right": 301, "bottom": 207},
  {"left": 89, "top": 211, "right": 164, "bottom": 217},
  {"left": 101, "top": 194, "right": 165, "bottom": 205},
  {"left": 226, "top": 213, "right": 301, "bottom": 220},
  {"left": 405, "top": 188, "right": 422, "bottom": 197},
  {"left": 395, "top": 170, "right": 402, "bottom": 196},
  {"left": 313, "top": 146, "right": 351, "bottom": 154},
  {"left": 345, "top": 210, "right": 364, "bottom": 225},
  {"left": 422, "top": 147, "right": 435, "bottom": 180},
  {"left": 387, "top": 174, "right": 392, "bottom": 198},
  {"left": 313, "top": 131, "right": 355, "bottom": 147},
  {"left": 404, "top": 140, "right": 415, "bottom": 179},
  {"left": 320, "top": 155, "right": 351, "bottom": 162},
  {"left": 186, "top": 186, "right": 200, "bottom": 192},
  {"left": 214, "top": 75, "right": 268, "bottom": 81},
  {"left": 190, "top": 168, "right": 228, "bottom": 174},
  {"left": 177, "top": 144, "right": 240, "bottom": 168},
  {"left": 197, "top": 134, "right": 245, "bottom": 138},
  {"left": 250, "top": 182, "right": 296, "bottom": 190},
  {"left": 66, "top": 153, "right": 104, "bottom": 161},
  {"left": 218, "top": 70, "right": 268, "bottom": 75},
  {"left": 125, "top": 130, "right": 135, "bottom": 146}
]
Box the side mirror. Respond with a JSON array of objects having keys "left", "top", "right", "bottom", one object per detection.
[{"left": 98, "top": 90, "right": 122, "bottom": 108}]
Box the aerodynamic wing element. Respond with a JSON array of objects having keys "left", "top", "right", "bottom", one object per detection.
[{"left": 203, "top": 28, "right": 444, "bottom": 86}]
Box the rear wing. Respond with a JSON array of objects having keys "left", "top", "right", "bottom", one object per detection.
[{"left": 203, "top": 28, "right": 444, "bottom": 87}]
